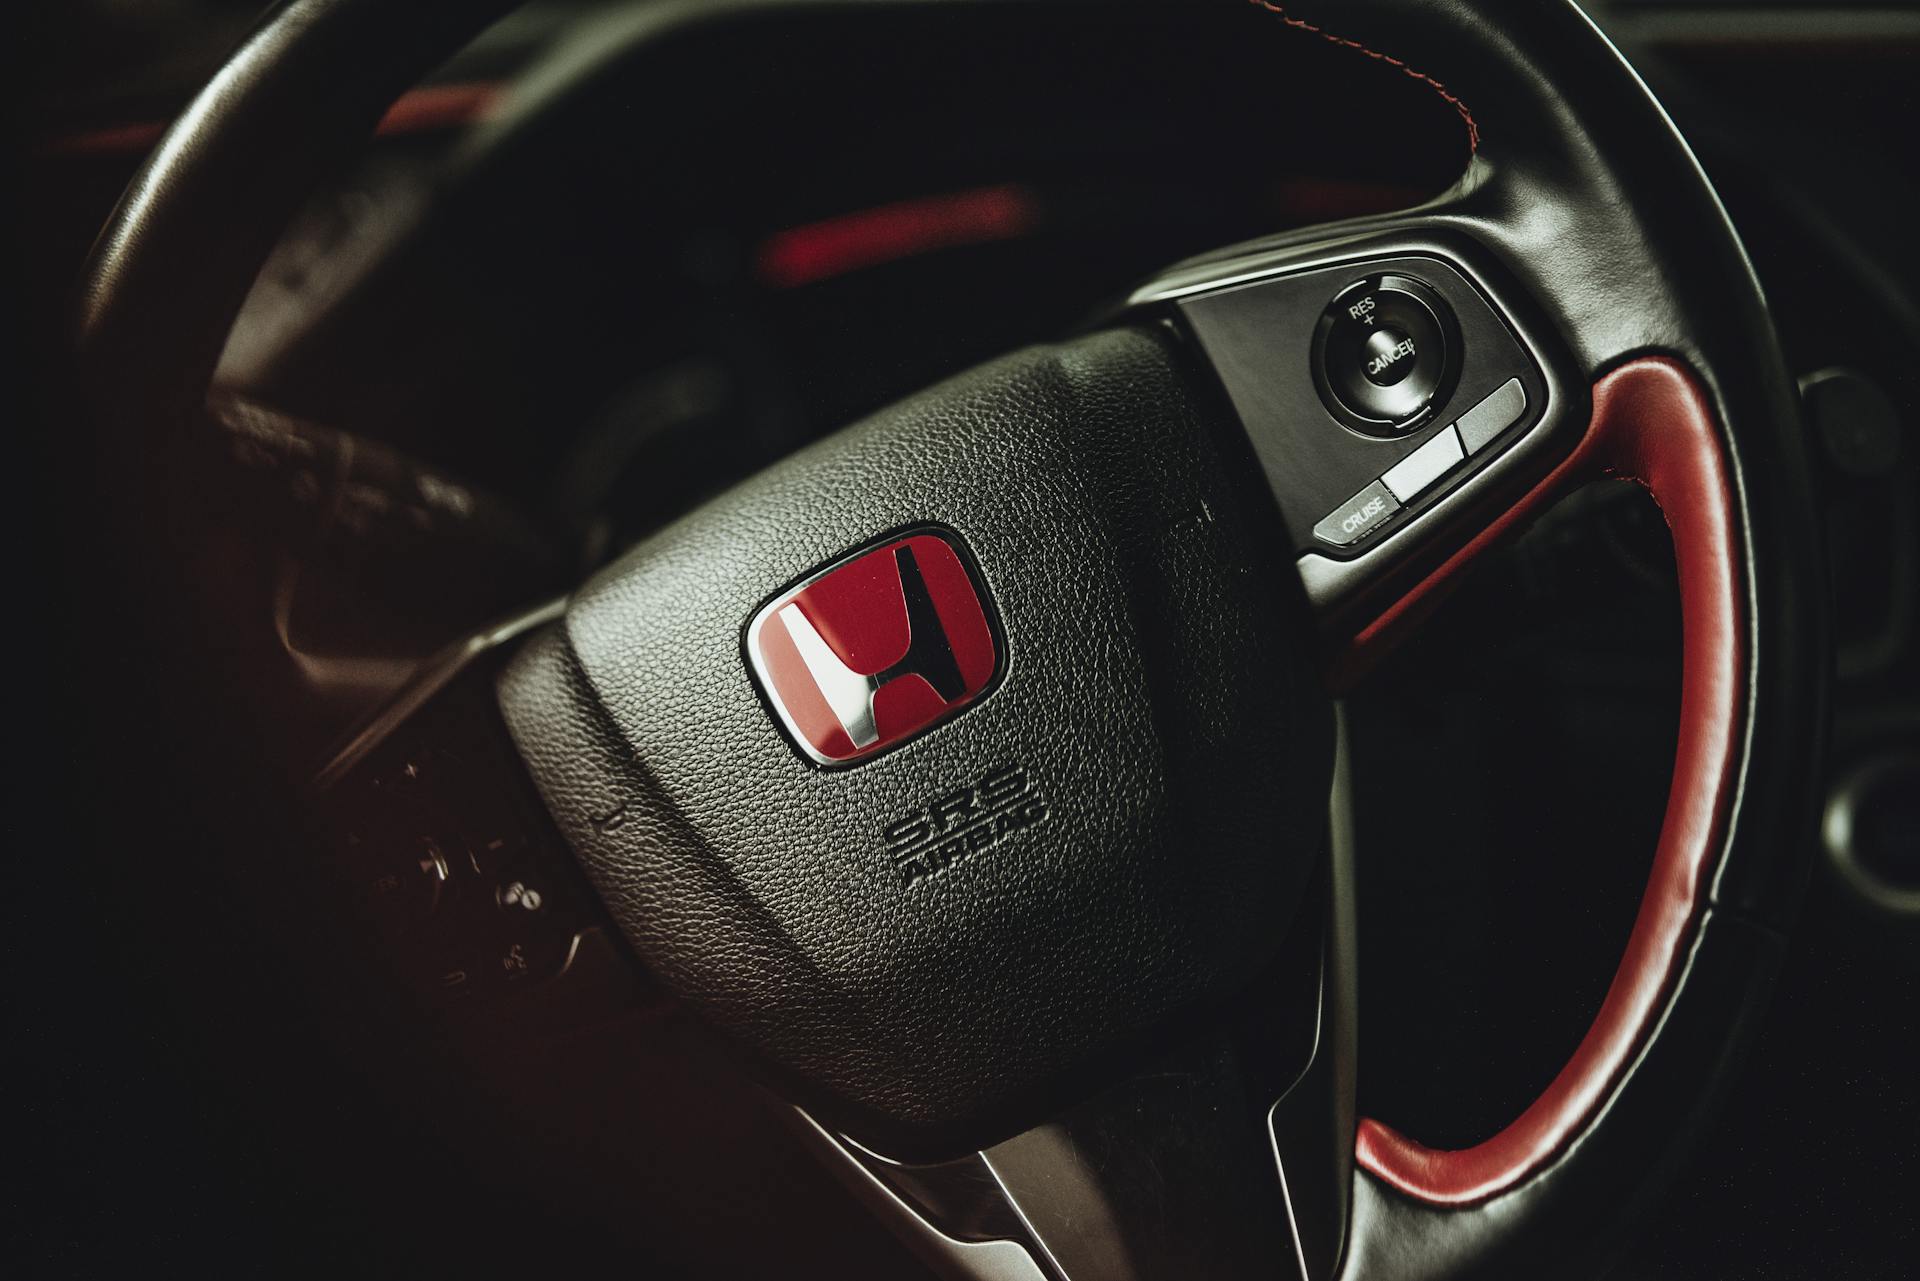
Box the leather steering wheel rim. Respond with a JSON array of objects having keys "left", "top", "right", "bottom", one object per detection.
[{"left": 74, "top": 2, "right": 1828, "bottom": 1277}]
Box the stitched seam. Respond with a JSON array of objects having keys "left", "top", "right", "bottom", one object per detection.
[{"left": 1247, "top": 0, "right": 1481, "bottom": 153}]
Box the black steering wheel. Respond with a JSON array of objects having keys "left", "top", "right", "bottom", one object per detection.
[{"left": 75, "top": 1, "right": 1827, "bottom": 1277}]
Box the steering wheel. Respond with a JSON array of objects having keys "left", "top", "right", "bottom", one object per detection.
[{"left": 75, "top": 0, "right": 1828, "bottom": 1277}]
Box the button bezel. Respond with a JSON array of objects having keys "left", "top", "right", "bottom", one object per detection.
[{"left": 1312, "top": 273, "right": 1461, "bottom": 436}]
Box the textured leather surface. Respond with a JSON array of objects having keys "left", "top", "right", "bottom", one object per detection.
[
  {"left": 1342, "top": 909, "right": 1787, "bottom": 1281},
  {"left": 1352, "top": 359, "right": 1743, "bottom": 1204},
  {"left": 1205, "top": 10, "right": 1828, "bottom": 919},
  {"left": 75, "top": 0, "right": 518, "bottom": 427},
  {"left": 1194, "top": 3, "right": 1825, "bottom": 1276},
  {"left": 498, "top": 325, "right": 1334, "bottom": 1154}
]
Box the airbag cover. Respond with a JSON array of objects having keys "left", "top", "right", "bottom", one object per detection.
[{"left": 498, "top": 325, "right": 1332, "bottom": 1152}]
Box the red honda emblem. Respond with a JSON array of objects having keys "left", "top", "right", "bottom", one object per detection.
[{"left": 745, "top": 530, "right": 1001, "bottom": 765}]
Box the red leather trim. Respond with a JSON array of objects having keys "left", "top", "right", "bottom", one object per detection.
[{"left": 1351, "top": 357, "right": 1746, "bottom": 1206}]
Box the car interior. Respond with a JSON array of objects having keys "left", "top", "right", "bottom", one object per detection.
[{"left": 15, "top": 1, "right": 1917, "bottom": 1277}]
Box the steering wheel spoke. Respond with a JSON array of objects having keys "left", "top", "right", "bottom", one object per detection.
[
  {"left": 802, "top": 802, "right": 1356, "bottom": 1281},
  {"left": 1123, "top": 217, "right": 1590, "bottom": 674},
  {"left": 311, "top": 599, "right": 642, "bottom": 1022}
]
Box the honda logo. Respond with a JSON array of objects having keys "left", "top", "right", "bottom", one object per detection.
[{"left": 745, "top": 529, "right": 1001, "bottom": 766}]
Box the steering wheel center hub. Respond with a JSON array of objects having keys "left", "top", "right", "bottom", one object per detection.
[{"left": 498, "top": 327, "right": 1334, "bottom": 1153}]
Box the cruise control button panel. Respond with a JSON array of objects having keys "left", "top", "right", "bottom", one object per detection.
[
  {"left": 1313, "top": 274, "right": 1459, "bottom": 435},
  {"left": 1171, "top": 247, "right": 1560, "bottom": 562}
]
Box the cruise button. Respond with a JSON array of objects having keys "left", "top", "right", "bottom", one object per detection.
[
  {"left": 1381, "top": 424, "right": 1465, "bottom": 503},
  {"left": 1456, "top": 377, "right": 1528, "bottom": 454},
  {"left": 1313, "top": 479, "right": 1402, "bottom": 546},
  {"left": 1361, "top": 327, "right": 1419, "bottom": 387}
]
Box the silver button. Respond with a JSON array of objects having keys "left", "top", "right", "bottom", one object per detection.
[
  {"left": 1381, "top": 425, "right": 1465, "bottom": 503},
  {"left": 1312, "top": 479, "right": 1402, "bottom": 546},
  {"left": 1456, "top": 377, "right": 1527, "bottom": 454}
]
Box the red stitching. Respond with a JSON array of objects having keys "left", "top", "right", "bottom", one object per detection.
[{"left": 1247, "top": 0, "right": 1481, "bottom": 153}]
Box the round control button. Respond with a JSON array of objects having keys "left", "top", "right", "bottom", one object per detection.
[
  {"left": 1312, "top": 274, "right": 1459, "bottom": 436},
  {"left": 1361, "top": 327, "right": 1418, "bottom": 387}
]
